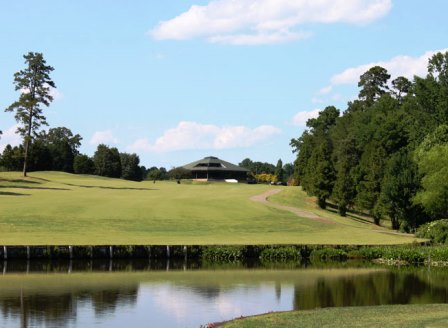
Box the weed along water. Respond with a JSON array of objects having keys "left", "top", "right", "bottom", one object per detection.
[{"left": 1, "top": 260, "right": 448, "bottom": 327}]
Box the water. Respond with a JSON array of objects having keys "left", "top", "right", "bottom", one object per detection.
[{"left": 0, "top": 260, "right": 447, "bottom": 327}]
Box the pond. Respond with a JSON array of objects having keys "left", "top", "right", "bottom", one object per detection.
[{"left": 0, "top": 260, "right": 447, "bottom": 327}]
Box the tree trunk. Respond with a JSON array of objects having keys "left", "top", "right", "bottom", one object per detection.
[
  {"left": 338, "top": 203, "right": 347, "bottom": 216},
  {"left": 318, "top": 197, "right": 326, "bottom": 209},
  {"left": 22, "top": 108, "right": 33, "bottom": 177}
]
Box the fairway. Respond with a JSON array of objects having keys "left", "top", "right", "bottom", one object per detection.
[
  {"left": 0, "top": 172, "right": 420, "bottom": 245},
  {"left": 220, "top": 304, "right": 448, "bottom": 328}
]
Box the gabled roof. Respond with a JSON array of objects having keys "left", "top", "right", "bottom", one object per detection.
[{"left": 182, "top": 156, "right": 249, "bottom": 172}]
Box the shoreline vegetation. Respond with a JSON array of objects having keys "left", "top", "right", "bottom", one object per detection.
[{"left": 1, "top": 244, "right": 448, "bottom": 266}]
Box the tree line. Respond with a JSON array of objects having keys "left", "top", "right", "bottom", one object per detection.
[
  {"left": 291, "top": 51, "right": 448, "bottom": 231},
  {"left": 238, "top": 158, "right": 294, "bottom": 184}
]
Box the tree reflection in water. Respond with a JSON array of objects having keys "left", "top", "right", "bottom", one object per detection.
[
  {"left": 293, "top": 271, "right": 448, "bottom": 310},
  {"left": 0, "top": 260, "right": 448, "bottom": 327}
]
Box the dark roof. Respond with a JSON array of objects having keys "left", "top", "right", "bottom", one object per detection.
[{"left": 182, "top": 156, "right": 249, "bottom": 172}]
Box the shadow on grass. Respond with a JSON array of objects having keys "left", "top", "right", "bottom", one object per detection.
[
  {"left": 0, "top": 178, "right": 42, "bottom": 184},
  {"left": 0, "top": 185, "right": 71, "bottom": 191},
  {"left": 0, "top": 191, "right": 30, "bottom": 196},
  {"left": 63, "top": 183, "right": 156, "bottom": 191},
  {"left": 326, "top": 201, "right": 378, "bottom": 226}
]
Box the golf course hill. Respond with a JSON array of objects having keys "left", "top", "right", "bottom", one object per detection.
[{"left": 0, "top": 171, "right": 421, "bottom": 246}]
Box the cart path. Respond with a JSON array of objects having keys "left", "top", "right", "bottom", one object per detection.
[
  {"left": 250, "top": 189, "right": 420, "bottom": 238},
  {"left": 250, "top": 189, "right": 336, "bottom": 224}
]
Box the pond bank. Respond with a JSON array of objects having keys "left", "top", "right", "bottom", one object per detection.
[{"left": 3, "top": 243, "right": 447, "bottom": 266}]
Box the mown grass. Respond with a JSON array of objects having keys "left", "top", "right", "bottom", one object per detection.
[
  {"left": 221, "top": 304, "right": 448, "bottom": 328},
  {"left": 0, "top": 171, "right": 421, "bottom": 245}
]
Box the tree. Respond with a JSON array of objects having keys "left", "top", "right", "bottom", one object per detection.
[
  {"left": 120, "top": 153, "right": 142, "bottom": 181},
  {"left": 391, "top": 76, "right": 412, "bottom": 102},
  {"left": 0, "top": 145, "right": 24, "bottom": 171},
  {"left": 358, "top": 66, "right": 390, "bottom": 106},
  {"left": 74, "top": 154, "right": 95, "bottom": 174},
  {"left": 378, "top": 150, "right": 423, "bottom": 230},
  {"left": 39, "top": 127, "right": 82, "bottom": 172},
  {"left": 5, "top": 52, "right": 56, "bottom": 177},
  {"left": 414, "top": 125, "right": 448, "bottom": 219},
  {"left": 355, "top": 141, "right": 387, "bottom": 224},
  {"left": 93, "top": 144, "right": 121, "bottom": 178},
  {"left": 274, "top": 159, "right": 284, "bottom": 182}
]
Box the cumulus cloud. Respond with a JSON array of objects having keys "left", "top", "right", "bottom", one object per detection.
[
  {"left": 313, "top": 48, "right": 448, "bottom": 103},
  {"left": 89, "top": 130, "right": 119, "bottom": 146},
  {"left": 150, "top": 0, "right": 391, "bottom": 45},
  {"left": 0, "top": 124, "right": 22, "bottom": 152},
  {"left": 292, "top": 109, "right": 321, "bottom": 126},
  {"left": 127, "top": 121, "right": 281, "bottom": 153},
  {"left": 330, "top": 48, "right": 448, "bottom": 86}
]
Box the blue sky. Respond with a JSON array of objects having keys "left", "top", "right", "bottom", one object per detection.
[{"left": 1, "top": 0, "right": 447, "bottom": 169}]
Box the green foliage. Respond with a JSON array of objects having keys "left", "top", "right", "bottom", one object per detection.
[
  {"left": 291, "top": 51, "right": 448, "bottom": 229},
  {"left": 259, "top": 246, "right": 301, "bottom": 261},
  {"left": 74, "top": 154, "right": 95, "bottom": 174},
  {"left": 378, "top": 150, "right": 424, "bottom": 230},
  {"left": 93, "top": 144, "right": 122, "bottom": 178},
  {"left": 239, "top": 158, "right": 276, "bottom": 175},
  {"left": 274, "top": 159, "right": 284, "bottom": 182},
  {"left": 202, "top": 246, "right": 244, "bottom": 261},
  {"left": 416, "top": 219, "right": 448, "bottom": 244},
  {"left": 0, "top": 145, "right": 24, "bottom": 171},
  {"left": 39, "top": 127, "right": 82, "bottom": 172},
  {"left": 167, "top": 166, "right": 191, "bottom": 180},
  {"left": 358, "top": 65, "right": 390, "bottom": 105},
  {"left": 120, "top": 153, "right": 142, "bottom": 181},
  {"left": 310, "top": 247, "right": 348, "bottom": 261},
  {"left": 414, "top": 143, "right": 448, "bottom": 218}
]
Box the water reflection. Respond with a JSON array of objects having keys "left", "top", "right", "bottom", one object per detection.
[{"left": 0, "top": 260, "right": 447, "bottom": 327}]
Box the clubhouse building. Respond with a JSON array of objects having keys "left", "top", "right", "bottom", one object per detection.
[{"left": 182, "top": 156, "right": 249, "bottom": 182}]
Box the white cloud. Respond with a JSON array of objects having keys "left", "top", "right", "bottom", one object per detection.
[
  {"left": 20, "top": 83, "right": 63, "bottom": 101},
  {"left": 127, "top": 121, "right": 281, "bottom": 153},
  {"left": 292, "top": 109, "right": 321, "bottom": 126},
  {"left": 0, "top": 124, "right": 22, "bottom": 152},
  {"left": 150, "top": 0, "right": 391, "bottom": 45},
  {"left": 330, "top": 48, "right": 448, "bottom": 86},
  {"left": 89, "top": 130, "right": 119, "bottom": 146},
  {"left": 209, "top": 30, "right": 311, "bottom": 45}
]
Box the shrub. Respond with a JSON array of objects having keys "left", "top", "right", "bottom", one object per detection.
[
  {"left": 202, "top": 246, "right": 244, "bottom": 261},
  {"left": 259, "top": 246, "right": 301, "bottom": 261},
  {"left": 310, "top": 247, "right": 348, "bottom": 261},
  {"left": 416, "top": 219, "right": 448, "bottom": 244}
]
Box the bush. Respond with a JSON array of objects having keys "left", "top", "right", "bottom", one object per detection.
[
  {"left": 259, "top": 246, "right": 301, "bottom": 261},
  {"left": 310, "top": 247, "right": 348, "bottom": 261},
  {"left": 202, "top": 246, "right": 244, "bottom": 261},
  {"left": 416, "top": 219, "right": 448, "bottom": 244}
]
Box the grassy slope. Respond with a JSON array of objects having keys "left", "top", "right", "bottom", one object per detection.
[
  {"left": 220, "top": 304, "right": 448, "bottom": 328},
  {"left": 0, "top": 171, "right": 420, "bottom": 245}
]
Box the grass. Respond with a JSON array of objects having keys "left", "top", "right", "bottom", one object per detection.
[
  {"left": 220, "top": 304, "right": 448, "bottom": 328},
  {"left": 0, "top": 171, "right": 422, "bottom": 245}
]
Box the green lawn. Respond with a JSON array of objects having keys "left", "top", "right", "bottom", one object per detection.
[
  {"left": 0, "top": 171, "right": 421, "bottom": 245},
  {"left": 220, "top": 304, "right": 448, "bottom": 328}
]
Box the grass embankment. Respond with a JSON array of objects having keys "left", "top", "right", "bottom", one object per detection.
[
  {"left": 0, "top": 171, "right": 420, "bottom": 245},
  {"left": 220, "top": 304, "right": 448, "bottom": 328}
]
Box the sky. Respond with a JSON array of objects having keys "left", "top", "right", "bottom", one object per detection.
[{"left": 1, "top": 0, "right": 447, "bottom": 169}]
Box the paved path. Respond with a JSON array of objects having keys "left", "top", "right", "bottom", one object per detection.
[{"left": 250, "top": 189, "right": 336, "bottom": 224}]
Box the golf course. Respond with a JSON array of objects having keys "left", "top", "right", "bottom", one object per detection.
[{"left": 0, "top": 171, "right": 420, "bottom": 246}]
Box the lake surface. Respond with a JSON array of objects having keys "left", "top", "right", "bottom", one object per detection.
[{"left": 0, "top": 260, "right": 447, "bottom": 327}]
